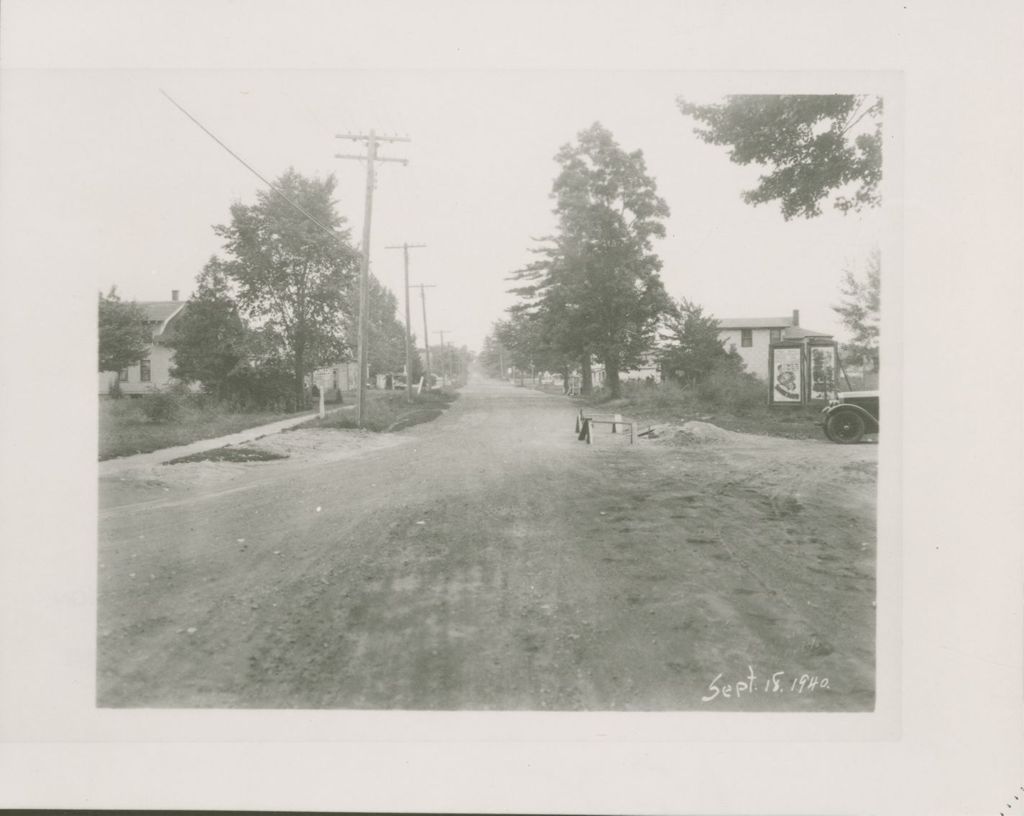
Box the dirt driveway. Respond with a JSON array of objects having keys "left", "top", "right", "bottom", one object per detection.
[{"left": 98, "top": 376, "right": 876, "bottom": 710}]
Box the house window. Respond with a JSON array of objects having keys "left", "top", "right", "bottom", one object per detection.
[
  {"left": 119, "top": 368, "right": 129, "bottom": 382},
  {"left": 741, "top": 329, "right": 753, "bottom": 348},
  {"left": 140, "top": 359, "right": 151, "bottom": 382},
  {"left": 770, "top": 328, "right": 782, "bottom": 344}
]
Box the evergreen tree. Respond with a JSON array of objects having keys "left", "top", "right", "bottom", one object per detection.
[
  {"left": 833, "top": 249, "right": 881, "bottom": 371},
  {"left": 508, "top": 123, "right": 672, "bottom": 397}
]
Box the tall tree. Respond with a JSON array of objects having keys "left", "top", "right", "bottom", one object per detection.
[
  {"left": 98, "top": 286, "right": 151, "bottom": 374},
  {"left": 547, "top": 123, "right": 672, "bottom": 397},
  {"left": 214, "top": 169, "right": 359, "bottom": 405},
  {"left": 166, "top": 259, "right": 250, "bottom": 399},
  {"left": 833, "top": 249, "right": 880, "bottom": 371},
  {"left": 678, "top": 94, "right": 883, "bottom": 220},
  {"left": 506, "top": 240, "right": 585, "bottom": 388},
  {"left": 492, "top": 316, "right": 534, "bottom": 374}
]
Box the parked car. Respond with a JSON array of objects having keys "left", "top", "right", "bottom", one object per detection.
[{"left": 822, "top": 391, "right": 879, "bottom": 444}]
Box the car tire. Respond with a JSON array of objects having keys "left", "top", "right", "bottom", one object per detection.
[{"left": 826, "top": 410, "right": 866, "bottom": 444}]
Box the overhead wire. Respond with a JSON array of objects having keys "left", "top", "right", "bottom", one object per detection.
[{"left": 159, "top": 88, "right": 345, "bottom": 243}]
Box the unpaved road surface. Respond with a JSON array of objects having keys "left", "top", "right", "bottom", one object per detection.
[{"left": 98, "top": 376, "right": 876, "bottom": 710}]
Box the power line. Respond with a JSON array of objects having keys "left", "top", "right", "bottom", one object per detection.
[{"left": 159, "top": 89, "right": 343, "bottom": 242}]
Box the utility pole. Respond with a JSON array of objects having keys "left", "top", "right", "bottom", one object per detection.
[
  {"left": 411, "top": 283, "right": 436, "bottom": 390},
  {"left": 385, "top": 242, "right": 426, "bottom": 403},
  {"left": 335, "top": 130, "right": 409, "bottom": 426},
  {"left": 433, "top": 330, "right": 449, "bottom": 387}
]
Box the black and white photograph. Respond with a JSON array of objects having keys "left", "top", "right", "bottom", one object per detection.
[
  {"left": 1, "top": 1, "right": 1021, "bottom": 814},
  {"left": 93, "top": 73, "right": 886, "bottom": 711}
]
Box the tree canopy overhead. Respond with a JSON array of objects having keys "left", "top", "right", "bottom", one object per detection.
[{"left": 678, "top": 94, "right": 883, "bottom": 220}]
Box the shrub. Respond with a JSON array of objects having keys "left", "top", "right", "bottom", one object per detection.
[
  {"left": 223, "top": 363, "right": 303, "bottom": 413},
  {"left": 694, "top": 361, "right": 766, "bottom": 415},
  {"left": 140, "top": 390, "right": 184, "bottom": 422}
]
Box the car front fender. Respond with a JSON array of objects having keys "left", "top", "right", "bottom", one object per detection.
[{"left": 823, "top": 403, "right": 879, "bottom": 433}]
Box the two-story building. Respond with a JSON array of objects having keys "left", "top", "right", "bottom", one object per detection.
[
  {"left": 717, "top": 309, "right": 833, "bottom": 380},
  {"left": 99, "top": 290, "right": 188, "bottom": 395}
]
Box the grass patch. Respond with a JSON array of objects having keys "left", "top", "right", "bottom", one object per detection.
[
  {"left": 299, "top": 388, "right": 459, "bottom": 433},
  {"left": 99, "top": 396, "right": 305, "bottom": 460},
  {"left": 164, "top": 446, "right": 288, "bottom": 465},
  {"left": 705, "top": 410, "right": 827, "bottom": 440},
  {"left": 580, "top": 378, "right": 827, "bottom": 440}
]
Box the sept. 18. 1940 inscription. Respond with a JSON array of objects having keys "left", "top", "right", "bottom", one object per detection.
[{"left": 702, "top": 667, "right": 831, "bottom": 703}]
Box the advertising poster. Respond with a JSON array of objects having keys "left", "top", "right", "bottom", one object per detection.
[
  {"left": 810, "top": 345, "right": 838, "bottom": 401},
  {"left": 772, "top": 346, "right": 803, "bottom": 402}
]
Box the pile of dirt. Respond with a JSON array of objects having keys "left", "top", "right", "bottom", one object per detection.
[{"left": 669, "top": 420, "right": 744, "bottom": 445}]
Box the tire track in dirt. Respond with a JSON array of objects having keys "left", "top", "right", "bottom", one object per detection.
[{"left": 98, "top": 377, "right": 876, "bottom": 710}]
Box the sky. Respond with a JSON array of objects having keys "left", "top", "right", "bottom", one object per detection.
[{"left": 2, "top": 63, "right": 885, "bottom": 355}]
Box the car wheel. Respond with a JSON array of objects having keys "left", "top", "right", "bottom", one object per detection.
[{"left": 826, "top": 410, "right": 866, "bottom": 444}]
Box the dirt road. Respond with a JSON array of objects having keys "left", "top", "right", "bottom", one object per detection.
[{"left": 98, "top": 375, "right": 876, "bottom": 710}]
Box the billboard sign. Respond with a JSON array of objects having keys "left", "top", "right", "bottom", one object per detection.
[{"left": 771, "top": 346, "right": 803, "bottom": 403}]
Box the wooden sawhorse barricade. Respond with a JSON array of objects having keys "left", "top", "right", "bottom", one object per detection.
[{"left": 575, "top": 409, "right": 637, "bottom": 445}]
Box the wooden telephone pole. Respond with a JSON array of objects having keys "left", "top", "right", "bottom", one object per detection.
[
  {"left": 433, "top": 330, "right": 449, "bottom": 387},
  {"left": 335, "top": 130, "right": 409, "bottom": 426},
  {"left": 411, "top": 283, "right": 436, "bottom": 389},
  {"left": 385, "top": 242, "right": 426, "bottom": 403}
]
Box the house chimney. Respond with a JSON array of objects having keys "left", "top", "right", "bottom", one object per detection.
[
  {"left": 792, "top": 309, "right": 799, "bottom": 327},
  {"left": 171, "top": 290, "right": 179, "bottom": 302}
]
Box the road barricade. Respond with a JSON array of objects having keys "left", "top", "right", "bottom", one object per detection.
[{"left": 575, "top": 409, "right": 637, "bottom": 445}]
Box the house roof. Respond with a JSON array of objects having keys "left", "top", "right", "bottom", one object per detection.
[
  {"left": 716, "top": 316, "right": 833, "bottom": 340},
  {"left": 138, "top": 301, "right": 186, "bottom": 339},
  {"left": 140, "top": 301, "right": 186, "bottom": 324},
  {"left": 783, "top": 325, "right": 833, "bottom": 339},
  {"left": 717, "top": 316, "right": 793, "bottom": 329}
]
